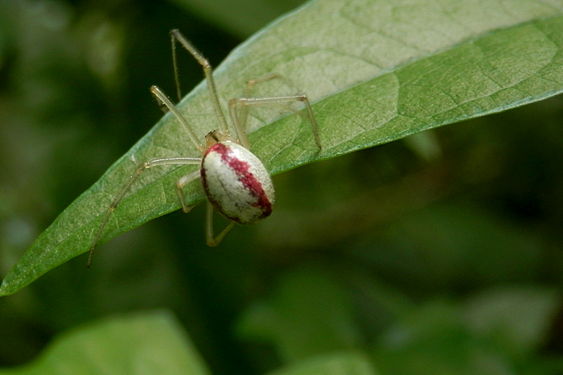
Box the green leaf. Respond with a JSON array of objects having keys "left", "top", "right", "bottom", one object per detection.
[
  {"left": 347, "top": 202, "right": 547, "bottom": 291},
  {"left": 267, "top": 352, "right": 378, "bottom": 375},
  {"left": 371, "top": 291, "right": 561, "bottom": 375},
  {"left": 237, "top": 266, "right": 361, "bottom": 363},
  {"left": 2, "top": 0, "right": 563, "bottom": 296},
  {"left": 463, "top": 286, "right": 560, "bottom": 355},
  {"left": 0, "top": 311, "right": 209, "bottom": 375},
  {"left": 372, "top": 301, "right": 513, "bottom": 375}
]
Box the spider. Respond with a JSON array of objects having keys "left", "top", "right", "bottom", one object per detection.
[{"left": 88, "top": 29, "right": 322, "bottom": 265}]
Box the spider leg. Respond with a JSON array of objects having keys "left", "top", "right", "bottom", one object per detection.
[
  {"left": 88, "top": 157, "right": 201, "bottom": 267},
  {"left": 176, "top": 170, "right": 200, "bottom": 213},
  {"left": 150, "top": 85, "right": 203, "bottom": 152},
  {"left": 228, "top": 95, "right": 322, "bottom": 150},
  {"left": 205, "top": 202, "right": 235, "bottom": 246},
  {"left": 170, "top": 29, "right": 229, "bottom": 133}
]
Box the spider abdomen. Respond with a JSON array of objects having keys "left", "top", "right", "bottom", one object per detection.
[{"left": 201, "top": 141, "right": 275, "bottom": 224}]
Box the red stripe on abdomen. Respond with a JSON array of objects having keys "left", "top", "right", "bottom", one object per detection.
[{"left": 209, "top": 143, "right": 272, "bottom": 217}]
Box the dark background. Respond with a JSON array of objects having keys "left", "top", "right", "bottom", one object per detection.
[{"left": 0, "top": 0, "right": 561, "bottom": 374}]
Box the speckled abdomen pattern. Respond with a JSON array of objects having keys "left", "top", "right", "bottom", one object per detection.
[{"left": 201, "top": 141, "right": 275, "bottom": 224}]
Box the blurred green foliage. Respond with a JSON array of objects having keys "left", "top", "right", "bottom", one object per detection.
[
  {"left": 0, "top": 312, "right": 211, "bottom": 375},
  {"left": 0, "top": 0, "right": 561, "bottom": 374}
]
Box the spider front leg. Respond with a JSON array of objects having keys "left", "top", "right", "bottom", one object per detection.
[
  {"left": 228, "top": 94, "right": 322, "bottom": 150},
  {"left": 88, "top": 157, "right": 201, "bottom": 267},
  {"left": 169, "top": 29, "right": 229, "bottom": 133}
]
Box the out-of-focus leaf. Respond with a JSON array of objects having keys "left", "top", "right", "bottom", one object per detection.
[
  {"left": 348, "top": 203, "right": 546, "bottom": 292},
  {"left": 0, "top": 311, "right": 209, "bottom": 375},
  {"left": 373, "top": 301, "right": 514, "bottom": 375},
  {"left": 372, "top": 290, "right": 562, "bottom": 375},
  {"left": 268, "top": 352, "right": 378, "bottom": 375},
  {"left": 2, "top": 0, "right": 563, "bottom": 296},
  {"left": 463, "top": 286, "right": 561, "bottom": 355},
  {"left": 237, "top": 266, "right": 360, "bottom": 363}
]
